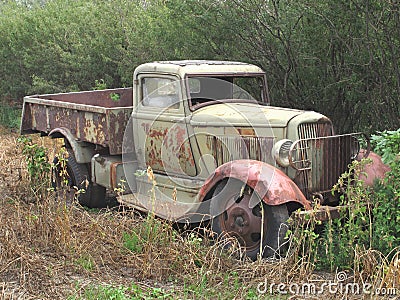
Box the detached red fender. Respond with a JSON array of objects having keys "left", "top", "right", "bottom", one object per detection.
[
  {"left": 357, "top": 150, "right": 391, "bottom": 186},
  {"left": 198, "top": 159, "right": 311, "bottom": 210}
]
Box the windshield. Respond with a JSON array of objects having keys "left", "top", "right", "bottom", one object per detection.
[{"left": 187, "top": 74, "right": 269, "bottom": 109}]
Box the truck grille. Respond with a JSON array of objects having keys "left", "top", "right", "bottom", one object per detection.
[
  {"left": 207, "top": 135, "right": 274, "bottom": 166},
  {"left": 298, "top": 122, "right": 334, "bottom": 139},
  {"left": 289, "top": 133, "right": 362, "bottom": 198}
]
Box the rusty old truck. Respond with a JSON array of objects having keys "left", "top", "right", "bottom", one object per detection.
[{"left": 21, "top": 60, "right": 371, "bottom": 259}]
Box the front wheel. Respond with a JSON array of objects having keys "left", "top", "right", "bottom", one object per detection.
[{"left": 210, "top": 179, "right": 289, "bottom": 260}]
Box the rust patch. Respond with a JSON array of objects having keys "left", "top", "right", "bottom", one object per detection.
[
  {"left": 107, "top": 109, "right": 132, "bottom": 154},
  {"left": 30, "top": 104, "right": 47, "bottom": 131},
  {"left": 141, "top": 122, "right": 150, "bottom": 135},
  {"left": 144, "top": 124, "right": 196, "bottom": 176},
  {"left": 236, "top": 127, "right": 256, "bottom": 136},
  {"left": 110, "top": 161, "right": 122, "bottom": 189}
]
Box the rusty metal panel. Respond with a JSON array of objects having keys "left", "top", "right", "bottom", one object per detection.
[
  {"left": 289, "top": 133, "right": 365, "bottom": 197},
  {"left": 107, "top": 108, "right": 132, "bottom": 155},
  {"left": 47, "top": 106, "right": 79, "bottom": 135},
  {"left": 92, "top": 155, "right": 137, "bottom": 192},
  {"left": 20, "top": 102, "right": 33, "bottom": 134},
  {"left": 39, "top": 88, "right": 133, "bottom": 108},
  {"left": 143, "top": 123, "right": 197, "bottom": 176},
  {"left": 207, "top": 135, "right": 274, "bottom": 166},
  {"left": 30, "top": 102, "right": 48, "bottom": 132},
  {"left": 74, "top": 111, "right": 106, "bottom": 146},
  {"left": 21, "top": 97, "right": 132, "bottom": 155}
]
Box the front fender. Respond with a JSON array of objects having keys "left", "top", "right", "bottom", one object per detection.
[{"left": 198, "top": 159, "right": 311, "bottom": 210}]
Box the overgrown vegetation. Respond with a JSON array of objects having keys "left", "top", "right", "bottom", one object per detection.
[
  {"left": 371, "top": 129, "right": 400, "bottom": 164},
  {"left": 1, "top": 0, "right": 400, "bottom": 133},
  {"left": 0, "top": 104, "right": 21, "bottom": 129},
  {"left": 289, "top": 130, "right": 400, "bottom": 288}
]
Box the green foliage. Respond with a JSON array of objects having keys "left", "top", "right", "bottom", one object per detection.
[
  {"left": 122, "top": 230, "right": 142, "bottom": 254},
  {"left": 371, "top": 159, "right": 400, "bottom": 255},
  {"left": 0, "top": 104, "right": 21, "bottom": 129},
  {"left": 93, "top": 79, "right": 107, "bottom": 91},
  {"left": 371, "top": 128, "right": 400, "bottom": 164},
  {"left": 1, "top": 0, "right": 400, "bottom": 132},
  {"left": 110, "top": 92, "right": 121, "bottom": 102},
  {"left": 17, "top": 136, "right": 51, "bottom": 190},
  {"left": 318, "top": 159, "right": 374, "bottom": 270},
  {"left": 369, "top": 129, "right": 400, "bottom": 254},
  {"left": 122, "top": 215, "right": 175, "bottom": 254},
  {"left": 75, "top": 254, "right": 95, "bottom": 272},
  {"left": 69, "top": 283, "right": 173, "bottom": 300}
]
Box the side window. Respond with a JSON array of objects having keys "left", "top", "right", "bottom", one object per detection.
[{"left": 142, "top": 77, "right": 180, "bottom": 109}]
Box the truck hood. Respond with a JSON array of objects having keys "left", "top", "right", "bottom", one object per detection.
[{"left": 190, "top": 102, "right": 304, "bottom": 128}]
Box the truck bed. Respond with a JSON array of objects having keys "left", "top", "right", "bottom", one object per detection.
[{"left": 21, "top": 88, "right": 133, "bottom": 155}]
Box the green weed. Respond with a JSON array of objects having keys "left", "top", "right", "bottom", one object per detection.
[
  {"left": 110, "top": 92, "right": 121, "bottom": 102},
  {"left": 69, "top": 283, "right": 173, "bottom": 300},
  {"left": 75, "top": 254, "right": 95, "bottom": 272},
  {"left": 122, "top": 216, "right": 175, "bottom": 254},
  {"left": 320, "top": 159, "right": 374, "bottom": 270},
  {"left": 17, "top": 136, "right": 51, "bottom": 196},
  {"left": 122, "top": 230, "right": 143, "bottom": 254},
  {"left": 93, "top": 79, "right": 107, "bottom": 90}
]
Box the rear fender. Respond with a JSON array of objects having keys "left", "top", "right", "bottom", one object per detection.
[
  {"left": 49, "top": 127, "right": 95, "bottom": 164},
  {"left": 198, "top": 159, "right": 311, "bottom": 210}
]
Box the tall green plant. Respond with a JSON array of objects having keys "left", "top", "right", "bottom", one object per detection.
[
  {"left": 320, "top": 159, "right": 374, "bottom": 270},
  {"left": 370, "top": 129, "right": 400, "bottom": 255},
  {"left": 17, "top": 136, "right": 51, "bottom": 195},
  {"left": 372, "top": 161, "right": 400, "bottom": 255}
]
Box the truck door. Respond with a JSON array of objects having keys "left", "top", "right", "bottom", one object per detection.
[{"left": 133, "top": 75, "right": 197, "bottom": 179}]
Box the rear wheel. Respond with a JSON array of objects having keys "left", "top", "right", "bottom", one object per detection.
[
  {"left": 211, "top": 179, "right": 289, "bottom": 260},
  {"left": 52, "top": 148, "right": 106, "bottom": 208}
]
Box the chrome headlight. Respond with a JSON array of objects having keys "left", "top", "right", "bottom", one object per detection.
[{"left": 272, "top": 139, "right": 293, "bottom": 167}]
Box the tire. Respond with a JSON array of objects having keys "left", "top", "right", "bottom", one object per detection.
[
  {"left": 210, "top": 179, "right": 289, "bottom": 260},
  {"left": 52, "top": 148, "right": 106, "bottom": 208}
]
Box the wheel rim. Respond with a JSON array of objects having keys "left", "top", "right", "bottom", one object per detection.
[{"left": 218, "top": 192, "right": 264, "bottom": 252}]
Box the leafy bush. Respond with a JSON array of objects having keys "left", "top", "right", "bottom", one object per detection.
[
  {"left": 372, "top": 161, "right": 400, "bottom": 255},
  {"left": 370, "top": 129, "right": 400, "bottom": 255},
  {"left": 371, "top": 128, "right": 400, "bottom": 164},
  {"left": 17, "top": 136, "right": 51, "bottom": 194},
  {"left": 0, "top": 104, "right": 21, "bottom": 129},
  {"left": 1, "top": 0, "right": 400, "bottom": 133}
]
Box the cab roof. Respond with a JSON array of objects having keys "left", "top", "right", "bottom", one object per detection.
[{"left": 134, "top": 60, "right": 265, "bottom": 78}]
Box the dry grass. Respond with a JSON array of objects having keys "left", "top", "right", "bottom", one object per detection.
[{"left": 0, "top": 128, "right": 398, "bottom": 299}]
